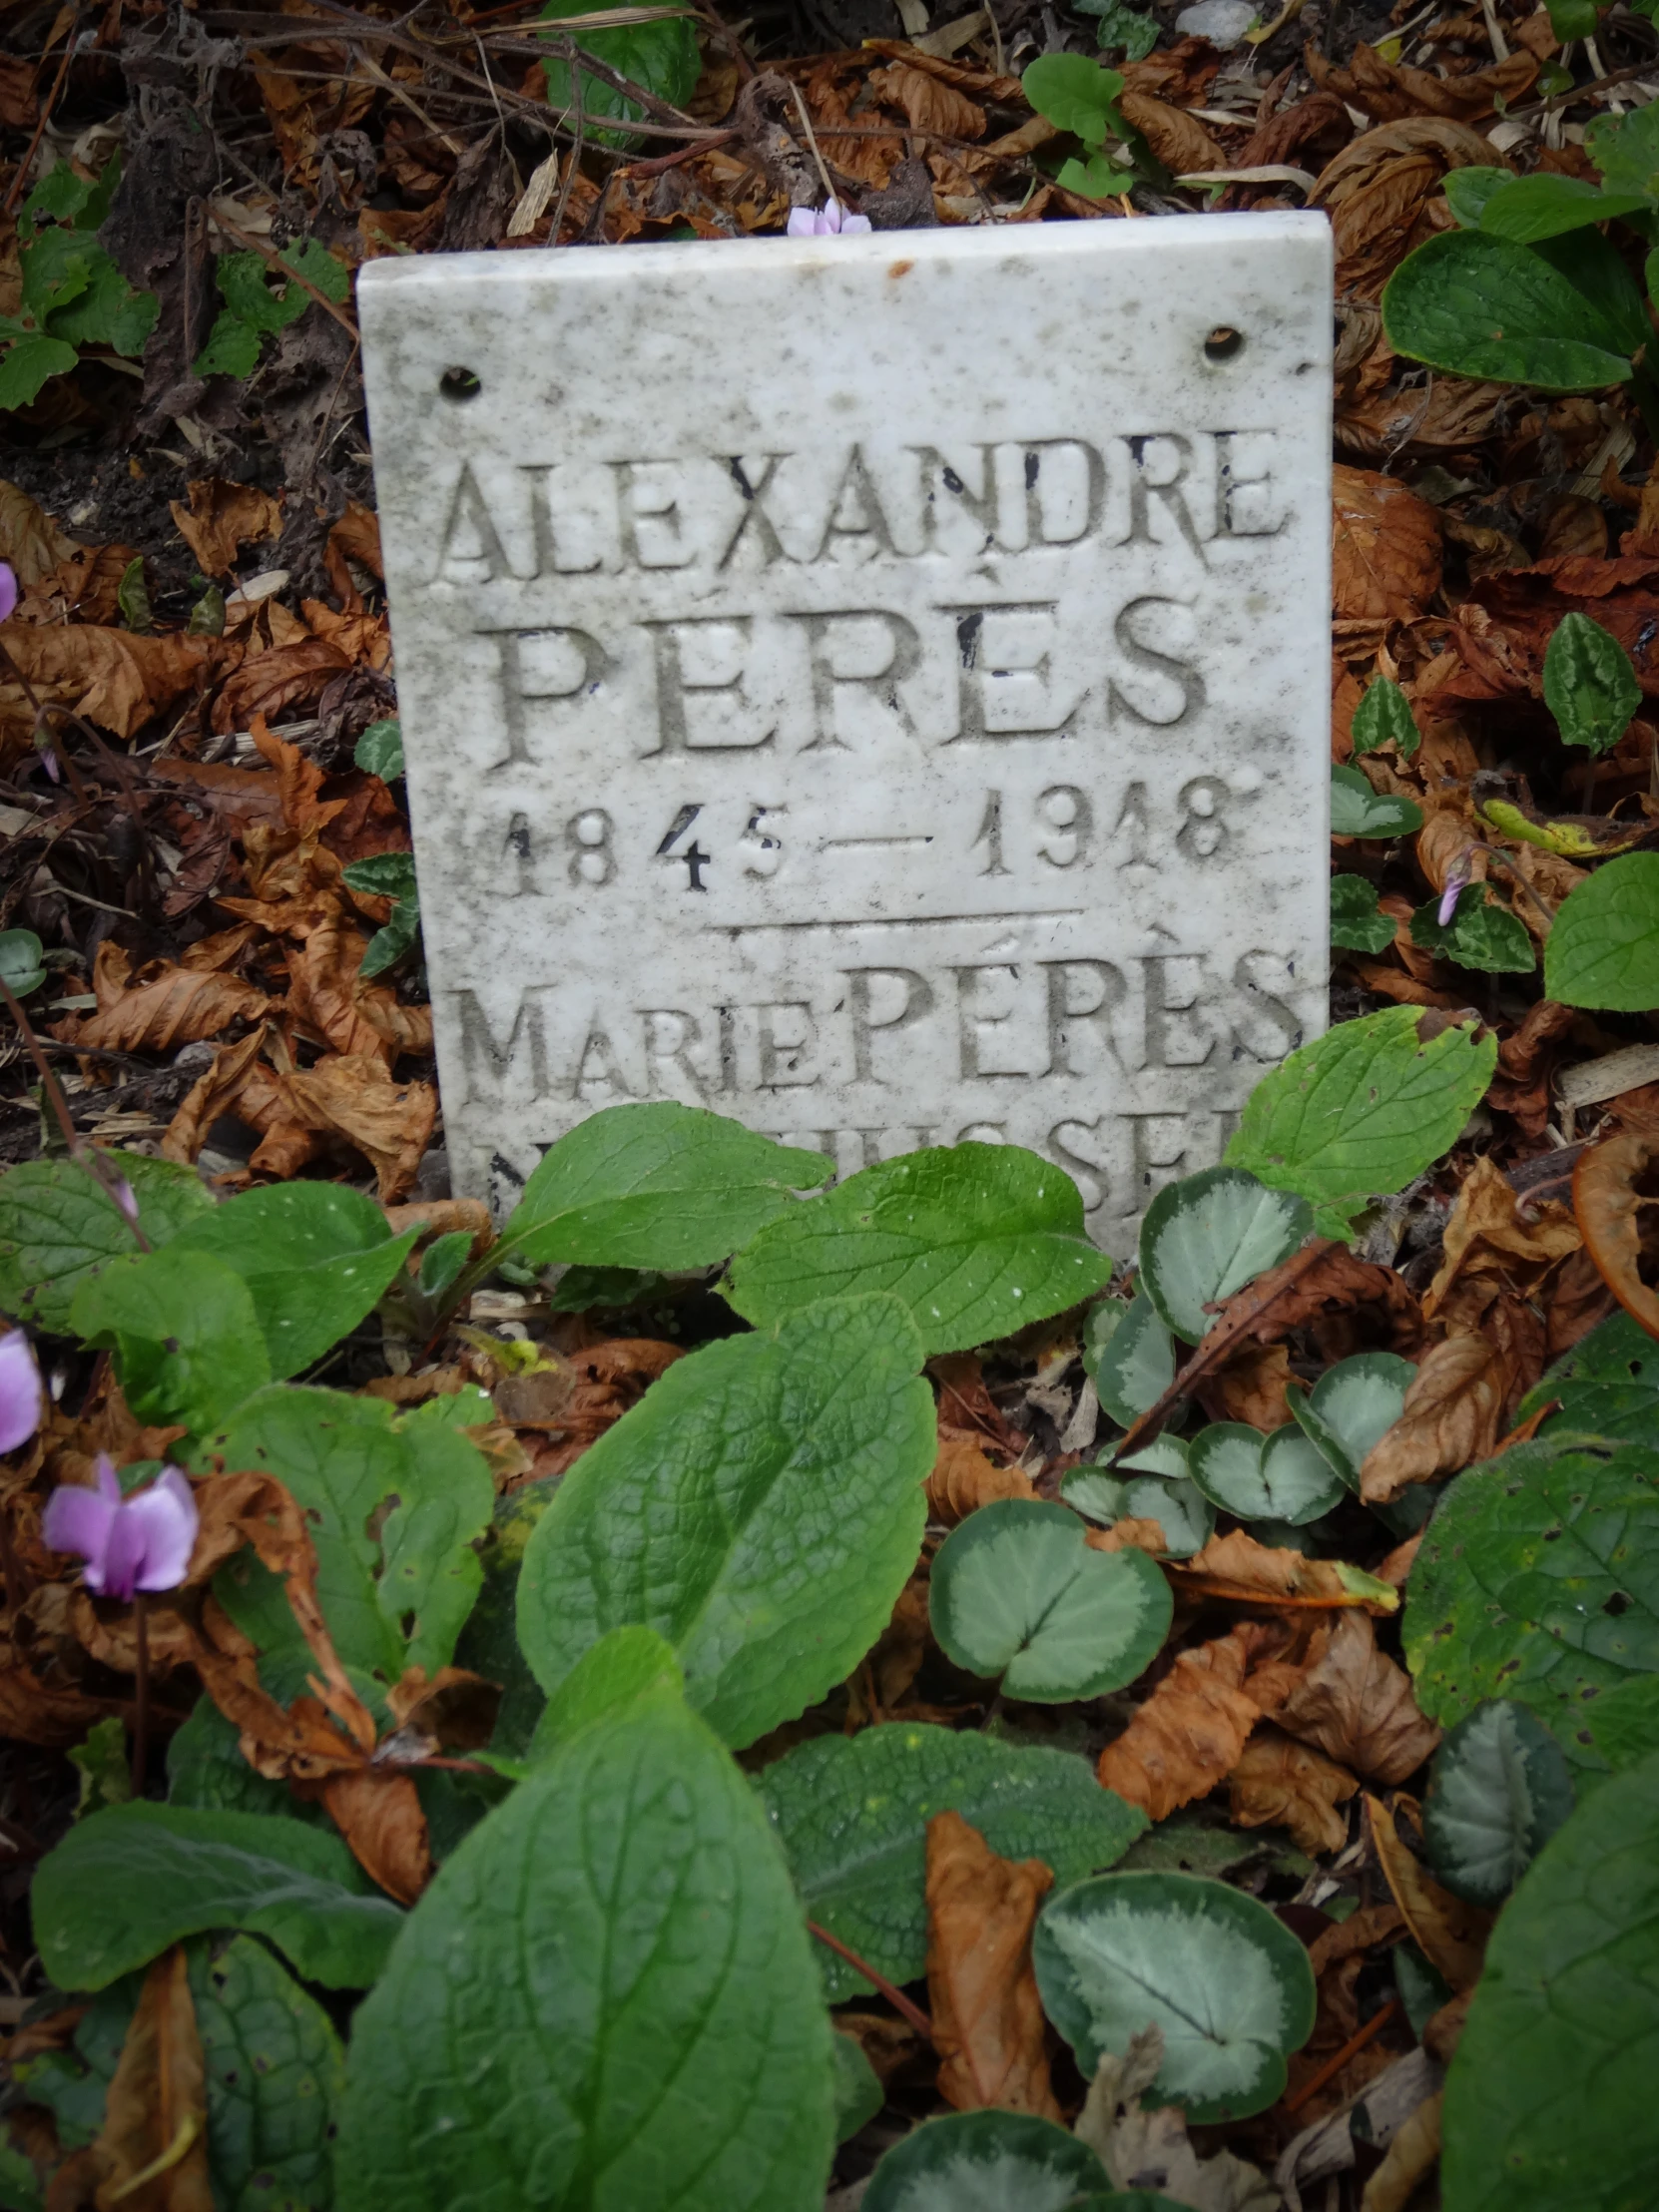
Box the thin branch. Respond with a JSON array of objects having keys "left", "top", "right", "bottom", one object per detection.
[{"left": 808, "top": 1920, "right": 935, "bottom": 2040}]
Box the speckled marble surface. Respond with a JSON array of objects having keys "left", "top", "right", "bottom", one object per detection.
[{"left": 358, "top": 212, "right": 1333, "bottom": 1253}]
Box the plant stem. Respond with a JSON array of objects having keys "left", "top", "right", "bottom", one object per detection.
[
  {"left": 807, "top": 1920, "right": 934, "bottom": 2041},
  {"left": 0, "top": 973, "right": 152, "bottom": 1250},
  {"left": 1283, "top": 1996, "right": 1401, "bottom": 2115},
  {"left": 131, "top": 1592, "right": 150, "bottom": 1801}
]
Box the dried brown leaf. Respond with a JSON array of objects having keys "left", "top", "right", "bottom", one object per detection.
[
  {"left": 54, "top": 941, "right": 268, "bottom": 1055},
  {"left": 0, "top": 624, "right": 212, "bottom": 740},
  {"left": 927, "top": 1434, "right": 1036, "bottom": 1524},
  {"left": 867, "top": 62, "right": 985, "bottom": 140},
  {"left": 1333, "top": 464, "right": 1441, "bottom": 624},
  {"left": 1308, "top": 40, "right": 1536, "bottom": 123},
  {"left": 1096, "top": 1621, "right": 1293, "bottom": 1820},
  {"left": 1369, "top": 1795, "right": 1490, "bottom": 1991},
  {"left": 1229, "top": 1727, "right": 1358, "bottom": 1855},
  {"left": 1572, "top": 1131, "right": 1659, "bottom": 1342},
  {"left": 1275, "top": 1610, "right": 1440, "bottom": 1783},
  {"left": 169, "top": 479, "right": 282, "bottom": 579},
  {"left": 924, "top": 1810, "right": 1060, "bottom": 2118},
  {"left": 1358, "top": 1334, "right": 1508, "bottom": 1503},
  {"left": 1359, "top": 2092, "right": 1442, "bottom": 2212},
  {"left": 1173, "top": 1529, "right": 1399, "bottom": 1613},
  {"left": 1118, "top": 91, "right": 1223, "bottom": 174},
  {"left": 319, "top": 1769, "right": 431, "bottom": 1905},
  {"left": 0, "top": 478, "right": 81, "bottom": 586},
  {"left": 91, "top": 1946, "right": 213, "bottom": 2212}
]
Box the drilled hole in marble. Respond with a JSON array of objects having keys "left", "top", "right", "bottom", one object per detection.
[
  {"left": 1204, "top": 326, "right": 1244, "bottom": 362},
  {"left": 440, "top": 366, "right": 482, "bottom": 401}
]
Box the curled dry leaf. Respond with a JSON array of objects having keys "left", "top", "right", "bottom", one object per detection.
[
  {"left": 1308, "top": 39, "right": 1536, "bottom": 122},
  {"left": 162, "top": 1028, "right": 270, "bottom": 1168},
  {"left": 1096, "top": 1619, "right": 1297, "bottom": 1821},
  {"left": 1425, "top": 1153, "right": 1581, "bottom": 1329},
  {"left": 927, "top": 1434, "right": 1036, "bottom": 1525},
  {"left": 523, "top": 1338, "right": 686, "bottom": 1477},
  {"left": 1084, "top": 1516, "right": 1169, "bottom": 1557},
  {"left": 866, "top": 61, "right": 985, "bottom": 139},
  {"left": 0, "top": 478, "right": 83, "bottom": 586},
  {"left": 1368, "top": 1795, "right": 1490, "bottom": 1992},
  {"left": 383, "top": 1665, "right": 501, "bottom": 1749},
  {"left": 53, "top": 940, "right": 269, "bottom": 1055},
  {"left": 1333, "top": 464, "right": 1442, "bottom": 626},
  {"left": 1118, "top": 91, "right": 1223, "bottom": 174},
  {"left": 1358, "top": 1333, "right": 1507, "bottom": 1503},
  {"left": 0, "top": 623, "right": 213, "bottom": 741},
  {"left": 319, "top": 1769, "right": 431, "bottom": 1906},
  {"left": 1205, "top": 1341, "right": 1294, "bottom": 1432},
  {"left": 1308, "top": 1901, "right": 1406, "bottom": 1983},
  {"left": 1359, "top": 2092, "right": 1442, "bottom": 2212},
  {"left": 931, "top": 1353, "right": 1027, "bottom": 1457},
  {"left": 1274, "top": 1611, "right": 1440, "bottom": 1784},
  {"left": 91, "top": 1945, "right": 214, "bottom": 2212},
  {"left": 1076, "top": 2028, "right": 1280, "bottom": 2210},
  {"left": 924, "top": 1810, "right": 1061, "bottom": 2120},
  {"left": 1572, "top": 1132, "right": 1659, "bottom": 1341},
  {"left": 1229, "top": 1727, "right": 1359, "bottom": 1856},
  {"left": 168, "top": 478, "right": 283, "bottom": 578},
  {"left": 1312, "top": 117, "right": 1506, "bottom": 302},
  {"left": 1173, "top": 1529, "right": 1399, "bottom": 1614}
]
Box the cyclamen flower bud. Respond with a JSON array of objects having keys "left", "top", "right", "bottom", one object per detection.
[{"left": 1437, "top": 854, "right": 1473, "bottom": 927}]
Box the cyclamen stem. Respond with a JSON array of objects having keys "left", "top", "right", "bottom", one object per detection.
[
  {"left": 131, "top": 1592, "right": 150, "bottom": 1802},
  {"left": 807, "top": 1919, "right": 934, "bottom": 2042},
  {"left": 0, "top": 973, "right": 152, "bottom": 1252}
]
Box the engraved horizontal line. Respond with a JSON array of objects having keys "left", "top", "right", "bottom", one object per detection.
[
  {"left": 706, "top": 909, "right": 1086, "bottom": 934},
  {"left": 821, "top": 835, "right": 936, "bottom": 850}
]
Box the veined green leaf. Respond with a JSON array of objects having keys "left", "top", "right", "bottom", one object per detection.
[
  {"left": 1021, "top": 53, "right": 1126, "bottom": 146},
  {"left": 1330, "top": 765, "right": 1424, "bottom": 838},
  {"left": 1384, "top": 229, "right": 1638, "bottom": 389},
  {"left": 1422, "top": 1700, "right": 1574, "bottom": 1907},
  {"left": 537, "top": 0, "right": 700, "bottom": 148},
  {"left": 70, "top": 1246, "right": 271, "bottom": 1437},
  {"left": 517, "top": 1293, "right": 933, "bottom": 1746},
  {"left": 333, "top": 1681, "right": 834, "bottom": 2212},
  {"left": 190, "top": 1935, "right": 345, "bottom": 2212},
  {"left": 0, "top": 1153, "right": 212, "bottom": 1332},
  {"left": 1409, "top": 883, "right": 1535, "bottom": 974},
  {"left": 1350, "top": 676, "right": 1420, "bottom": 758},
  {"left": 32, "top": 1804, "right": 399, "bottom": 1991},
  {"left": 1331, "top": 873, "right": 1395, "bottom": 955},
  {"left": 1290, "top": 1352, "right": 1416, "bottom": 1490},
  {"left": 1090, "top": 1292, "right": 1176, "bottom": 1427},
  {"left": 863, "top": 2110, "right": 1109, "bottom": 2212},
  {"left": 1478, "top": 171, "right": 1652, "bottom": 242},
  {"left": 1545, "top": 851, "right": 1659, "bottom": 1011},
  {"left": 1544, "top": 611, "right": 1643, "bottom": 759},
  {"left": 725, "top": 1144, "right": 1113, "bottom": 1355},
  {"left": 759, "top": 1720, "right": 1145, "bottom": 2000}
]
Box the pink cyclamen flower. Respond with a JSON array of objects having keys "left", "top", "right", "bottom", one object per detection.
[
  {"left": 113, "top": 1178, "right": 139, "bottom": 1226},
  {"left": 43, "top": 1457, "right": 198, "bottom": 1602},
  {"left": 0, "top": 562, "right": 15, "bottom": 625},
  {"left": 1437, "top": 854, "right": 1473, "bottom": 927},
  {"left": 787, "top": 197, "right": 872, "bottom": 237},
  {"left": 0, "top": 1329, "right": 42, "bottom": 1453}
]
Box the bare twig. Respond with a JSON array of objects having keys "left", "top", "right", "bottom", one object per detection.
[
  {"left": 207, "top": 208, "right": 360, "bottom": 339},
  {"left": 2, "top": 16, "right": 79, "bottom": 220}
]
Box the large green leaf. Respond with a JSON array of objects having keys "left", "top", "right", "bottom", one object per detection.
[
  {"left": 333, "top": 1672, "right": 834, "bottom": 2212},
  {"left": 0, "top": 1154, "right": 212, "bottom": 1331},
  {"left": 1034, "top": 1872, "right": 1317, "bottom": 2122},
  {"left": 70, "top": 1247, "right": 271, "bottom": 1436},
  {"left": 726, "top": 1145, "right": 1113, "bottom": 1354},
  {"left": 1544, "top": 611, "right": 1643, "bottom": 759},
  {"left": 190, "top": 1936, "right": 345, "bottom": 2212},
  {"left": 172, "top": 1184, "right": 419, "bottom": 1380},
  {"left": 32, "top": 1804, "right": 400, "bottom": 1990},
  {"left": 1137, "top": 1168, "right": 1311, "bottom": 1346},
  {"left": 516, "top": 1293, "right": 933, "bottom": 1746},
  {"left": 377, "top": 1406, "right": 495, "bottom": 1676},
  {"left": 1408, "top": 884, "right": 1535, "bottom": 974},
  {"left": 538, "top": 0, "right": 700, "bottom": 149},
  {"left": 501, "top": 1101, "right": 830, "bottom": 1272},
  {"left": 1440, "top": 1747, "right": 1659, "bottom": 2212},
  {"left": 758, "top": 1720, "right": 1146, "bottom": 2000},
  {"left": 928, "top": 1499, "right": 1172, "bottom": 1700},
  {"left": 1226, "top": 1006, "right": 1496, "bottom": 1233},
  {"left": 1383, "top": 229, "right": 1638, "bottom": 389},
  {"left": 863, "top": 2110, "right": 1108, "bottom": 2212},
  {"left": 1329, "top": 764, "right": 1424, "bottom": 838},
  {"left": 1404, "top": 1438, "right": 1659, "bottom": 1777},
  {"left": 1476, "top": 172, "right": 1652, "bottom": 242},
  {"left": 1545, "top": 852, "right": 1659, "bottom": 1011},
  {"left": 1422, "top": 1700, "right": 1574, "bottom": 1907},
  {"left": 1586, "top": 98, "right": 1659, "bottom": 195}
]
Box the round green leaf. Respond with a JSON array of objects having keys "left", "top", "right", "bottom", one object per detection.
[
  {"left": 1422, "top": 1699, "right": 1575, "bottom": 1907},
  {"left": 864, "top": 2109, "right": 1108, "bottom": 2212},
  {"left": 725, "top": 1144, "right": 1113, "bottom": 1355},
  {"left": 1257, "top": 1423, "right": 1349, "bottom": 1524},
  {"left": 1118, "top": 1474, "right": 1214, "bottom": 1557},
  {"left": 1064, "top": 1443, "right": 1210, "bottom": 1554},
  {"left": 928, "top": 1499, "right": 1172, "bottom": 1701},
  {"left": 1477, "top": 173, "right": 1652, "bottom": 243},
  {"left": 334, "top": 1681, "right": 835, "bottom": 2212},
  {"left": 1545, "top": 851, "right": 1659, "bottom": 1011},
  {"left": 517, "top": 1293, "right": 934, "bottom": 1747},
  {"left": 0, "top": 928, "right": 46, "bottom": 997},
  {"left": 1440, "top": 1746, "right": 1659, "bottom": 2212},
  {"left": 1091, "top": 1293, "right": 1177, "bottom": 1427},
  {"left": 1330, "top": 764, "right": 1424, "bottom": 838},
  {"left": 1020, "top": 53, "right": 1125, "bottom": 145},
  {"left": 1138, "top": 1167, "right": 1312, "bottom": 1346},
  {"left": 1403, "top": 1437, "right": 1659, "bottom": 1777},
  {"left": 759, "top": 1720, "right": 1145, "bottom": 2001},
  {"left": 1290, "top": 1352, "right": 1416, "bottom": 1490},
  {"left": 1188, "top": 1423, "right": 1271, "bottom": 1516},
  {"left": 1034, "top": 1872, "right": 1317, "bottom": 2121},
  {"left": 1384, "top": 229, "right": 1637, "bottom": 389}
]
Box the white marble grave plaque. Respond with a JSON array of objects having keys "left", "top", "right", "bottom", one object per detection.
[{"left": 358, "top": 213, "right": 1333, "bottom": 1254}]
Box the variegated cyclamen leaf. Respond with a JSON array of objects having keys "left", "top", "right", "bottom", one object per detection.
[
  {"left": 1422, "top": 1700, "right": 1575, "bottom": 1906},
  {"left": 1090, "top": 1294, "right": 1177, "bottom": 1428},
  {"left": 929, "top": 1499, "right": 1171, "bottom": 1701},
  {"left": 1290, "top": 1352, "right": 1416, "bottom": 1489},
  {"left": 863, "top": 2109, "right": 1109, "bottom": 2212},
  {"left": 1033, "top": 1873, "right": 1316, "bottom": 2122},
  {"left": 1137, "top": 1168, "right": 1312, "bottom": 1346},
  {"left": 1257, "top": 1423, "right": 1349, "bottom": 1524}
]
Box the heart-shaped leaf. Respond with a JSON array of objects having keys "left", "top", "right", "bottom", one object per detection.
[
  {"left": 1034, "top": 1872, "right": 1317, "bottom": 2122},
  {"left": 1138, "top": 1168, "right": 1312, "bottom": 1346},
  {"left": 1330, "top": 765, "right": 1424, "bottom": 838},
  {"left": 0, "top": 927, "right": 46, "bottom": 997},
  {"left": 1422, "top": 1699, "right": 1575, "bottom": 1906},
  {"left": 928, "top": 1499, "right": 1172, "bottom": 1699},
  {"left": 517, "top": 1293, "right": 933, "bottom": 1746},
  {"left": 0, "top": 1153, "right": 213, "bottom": 1332},
  {"left": 1189, "top": 1421, "right": 1347, "bottom": 1526},
  {"left": 1331, "top": 873, "right": 1396, "bottom": 954},
  {"left": 1289, "top": 1352, "right": 1416, "bottom": 1490},
  {"left": 1257, "top": 1423, "right": 1349, "bottom": 1523},
  {"left": 1064, "top": 1438, "right": 1212, "bottom": 1553},
  {"left": 758, "top": 1720, "right": 1145, "bottom": 2000},
  {"left": 725, "top": 1145, "right": 1113, "bottom": 1355},
  {"left": 70, "top": 1246, "right": 272, "bottom": 1438},
  {"left": 1090, "top": 1293, "right": 1177, "bottom": 1427},
  {"left": 863, "top": 2109, "right": 1108, "bottom": 2212}
]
